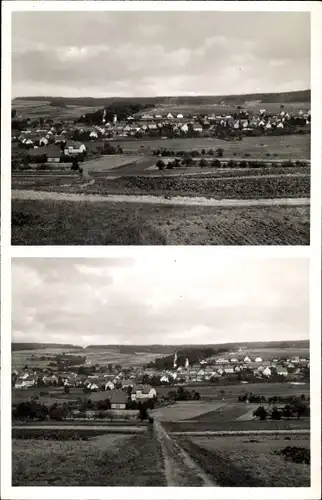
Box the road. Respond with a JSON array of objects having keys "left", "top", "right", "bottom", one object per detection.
[{"left": 11, "top": 189, "right": 310, "bottom": 208}]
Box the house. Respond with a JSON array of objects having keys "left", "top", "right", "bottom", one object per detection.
[
  {"left": 166, "top": 113, "right": 174, "bottom": 119},
  {"left": 177, "top": 113, "right": 184, "bottom": 119},
  {"left": 255, "top": 357, "right": 263, "bottom": 363},
  {"left": 262, "top": 367, "right": 272, "bottom": 377},
  {"left": 39, "top": 137, "right": 49, "bottom": 146},
  {"left": 64, "top": 141, "right": 86, "bottom": 155},
  {"left": 90, "top": 130, "right": 99, "bottom": 139},
  {"left": 224, "top": 367, "right": 234, "bottom": 374},
  {"left": 160, "top": 374, "right": 170, "bottom": 383},
  {"left": 276, "top": 365, "right": 288, "bottom": 376},
  {"left": 217, "top": 368, "right": 224, "bottom": 375},
  {"left": 105, "top": 380, "right": 115, "bottom": 390},
  {"left": 244, "top": 356, "right": 252, "bottom": 363},
  {"left": 181, "top": 124, "right": 189, "bottom": 133},
  {"left": 193, "top": 125, "right": 203, "bottom": 132},
  {"left": 121, "top": 379, "right": 134, "bottom": 389},
  {"left": 15, "top": 376, "right": 35, "bottom": 388},
  {"left": 230, "top": 358, "right": 238, "bottom": 363},
  {"left": 277, "top": 122, "right": 284, "bottom": 129},
  {"left": 131, "top": 384, "right": 156, "bottom": 401},
  {"left": 105, "top": 389, "right": 128, "bottom": 410}
]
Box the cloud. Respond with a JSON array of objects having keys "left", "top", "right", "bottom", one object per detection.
[
  {"left": 11, "top": 11, "right": 310, "bottom": 97},
  {"left": 12, "top": 257, "right": 309, "bottom": 346}
]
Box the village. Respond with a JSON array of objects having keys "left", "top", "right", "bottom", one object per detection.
[
  {"left": 11, "top": 103, "right": 311, "bottom": 166},
  {"left": 12, "top": 349, "right": 310, "bottom": 409}
]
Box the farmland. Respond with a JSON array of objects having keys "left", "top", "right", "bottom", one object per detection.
[
  {"left": 13, "top": 99, "right": 99, "bottom": 120},
  {"left": 156, "top": 382, "right": 310, "bottom": 400},
  {"left": 12, "top": 346, "right": 165, "bottom": 371},
  {"left": 11, "top": 199, "right": 310, "bottom": 245},
  {"left": 177, "top": 434, "right": 310, "bottom": 487},
  {"left": 112, "top": 134, "right": 310, "bottom": 159}
]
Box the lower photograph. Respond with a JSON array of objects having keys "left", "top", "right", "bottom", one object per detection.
[{"left": 11, "top": 255, "right": 310, "bottom": 487}]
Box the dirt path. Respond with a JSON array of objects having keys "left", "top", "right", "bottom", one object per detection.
[
  {"left": 11, "top": 189, "right": 310, "bottom": 208},
  {"left": 154, "top": 420, "right": 215, "bottom": 486}
]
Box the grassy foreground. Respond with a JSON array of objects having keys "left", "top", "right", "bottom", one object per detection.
[
  {"left": 12, "top": 200, "right": 310, "bottom": 245},
  {"left": 12, "top": 432, "right": 166, "bottom": 486}
]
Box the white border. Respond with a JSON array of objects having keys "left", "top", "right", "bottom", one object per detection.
[{"left": 1, "top": 1, "right": 322, "bottom": 500}]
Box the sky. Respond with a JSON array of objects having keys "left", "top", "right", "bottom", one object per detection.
[
  {"left": 11, "top": 11, "right": 310, "bottom": 98},
  {"left": 12, "top": 257, "right": 309, "bottom": 346}
]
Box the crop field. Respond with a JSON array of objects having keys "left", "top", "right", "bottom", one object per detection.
[
  {"left": 228, "top": 347, "right": 310, "bottom": 359},
  {"left": 72, "top": 172, "right": 310, "bottom": 199},
  {"left": 12, "top": 432, "right": 165, "bottom": 486},
  {"left": 12, "top": 346, "right": 164, "bottom": 371},
  {"left": 13, "top": 99, "right": 98, "bottom": 120},
  {"left": 140, "top": 101, "right": 310, "bottom": 117},
  {"left": 151, "top": 401, "right": 227, "bottom": 422},
  {"left": 178, "top": 435, "right": 310, "bottom": 487},
  {"left": 84, "top": 155, "right": 143, "bottom": 171},
  {"left": 16, "top": 170, "right": 310, "bottom": 200},
  {"left": 11, "top": 200, "right": 310, "bottom": 245},
  {"left": 114, "top": 134, "right": 310, "bottom": 159},
  {"left": 157, "top": 382, "right": 310, "bottom": 400}
]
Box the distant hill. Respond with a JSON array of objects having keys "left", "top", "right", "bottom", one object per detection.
[
  {"left": 13, "top": 89, "right": 310, "bottom": 108},
  {"left": 12, "top": 342, "right": 83, "bottom": 351},
  {"left": 12, "top": 340, "right": 309, "bottom": 353}
]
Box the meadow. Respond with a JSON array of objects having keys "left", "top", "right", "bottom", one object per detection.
[
  {"left": 11, "top": 199, "right": 310, "bottom": 245},
  {"left": 178, "top": 434, "right": 310, "bottom": 487}
]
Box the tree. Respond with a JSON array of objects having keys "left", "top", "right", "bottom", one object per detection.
[
  {"left": 271, "top": 406, "right": 281, "bottom": 420},
  {"left": 211, "top": 159, "right": 221, "bottom": 168},
  {"left": 64, "top": 385, "right": 70, "bottom": 394},
  {"left": 199, "top": 158, "right": 208, "bottom": 168},
  {"left": 253, "top": 405, "right": 268, "bottom": 421},
  {"left": 216, "top": 148, "right": 224, "bottom": 158},
  {"left": 156, "top": 159, "right": 165, "bottom": 170},
  {"left": 283, "top": 404, "right": 292, "bottom": 420}
]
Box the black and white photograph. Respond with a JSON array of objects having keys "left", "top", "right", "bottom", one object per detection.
[
  {"left": 10, "top": 9, "right": 311, "bottom": 245},
  {"left": 11, "top": 256, "right": 311, "bottom": 487},
  {"left": 1, "top": 1, "right": 321, "bottom": 499}
]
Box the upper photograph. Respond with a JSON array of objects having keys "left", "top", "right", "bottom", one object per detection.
[{"left": 11, "top": 10, "right": 311, "bottom": 245}]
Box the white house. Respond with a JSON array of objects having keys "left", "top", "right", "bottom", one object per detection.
[
  {"left": 64, "top": 142, "right": 86, "bottom": 155},
  {"left": 166, "top": 113, "right": 174, "bottom": 119},
  {"left": 244, "top": 356, "right": 252, "bottom": 363},
  {"left": 177, "top": 113, "right": 184, "bottom": 119},
  {"left": 262, "top": 367, "right": 272, "bottom": 377},
  {"left": 277, "top": 122, "right": 284, "bottom": 129},
  {"left": 224, "top": 367, "right": 234, "bottom": 374},
  {"left": 105, "top": 380, "right": 115, "bottom": 390},
  {"left": 39, "top": 137, "right": 49, "bottom": 146},
  {"left": 160, "top": 374, "right": 170, "bottom": 383},
  {"left": 90, "top": 130, "right": 98, "bottom": 139},
  {"left": 181, "top": 124, "right": 189, "bottom": 133},
  {"left": 131, "top": 384, "right": 157, "bottom": 401},
  {"left": 255, "top": 357, "right": 263, "bottom": 363},
  {"left": 276, "top": 366, "right": 288, "bottom": 376}
]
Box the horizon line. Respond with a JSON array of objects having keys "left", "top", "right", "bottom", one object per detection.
[{"left": 12, "top": 88, "right": 311, "bottom": 101}]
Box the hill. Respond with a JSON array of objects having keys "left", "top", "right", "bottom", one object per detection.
[
  {"left": 13, "top": 90, "right": 310, "bottom": 108},
  {"left": 11, "top": 342, "right": 83, "bottom": 351}
]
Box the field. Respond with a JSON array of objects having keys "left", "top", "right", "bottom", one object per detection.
[
  {"left": 13, "top": 99, "right": 98, "bottom": 120},
  {"left": 12, "top": 346, "right": 164, "bottom": 371},
  {"left": 57, "top": 173, "right": 309, "bottom": 199},
  {"left": 113, "top": 134, "right": 310, "bottom": 159},
  {"left": 84, "top": 154, "right": 143, "bottom": 171},
  {"left": 151, "top": 401, "right": 228, "bottom": 421},
  {"left": 140, "top": 101, "right": 310, "bottom": 117},
  {"left": 178, "top": 434, "right": 310, "bottom": 486},
  {"left": 11, "top": 199, "right": 310, "bottom": 245},
  {"left": 156, "top": 382, "right": 310, "bottom": 400},
  {"left": 12, "top": 432, "right": 166, "bottom": 486}
]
